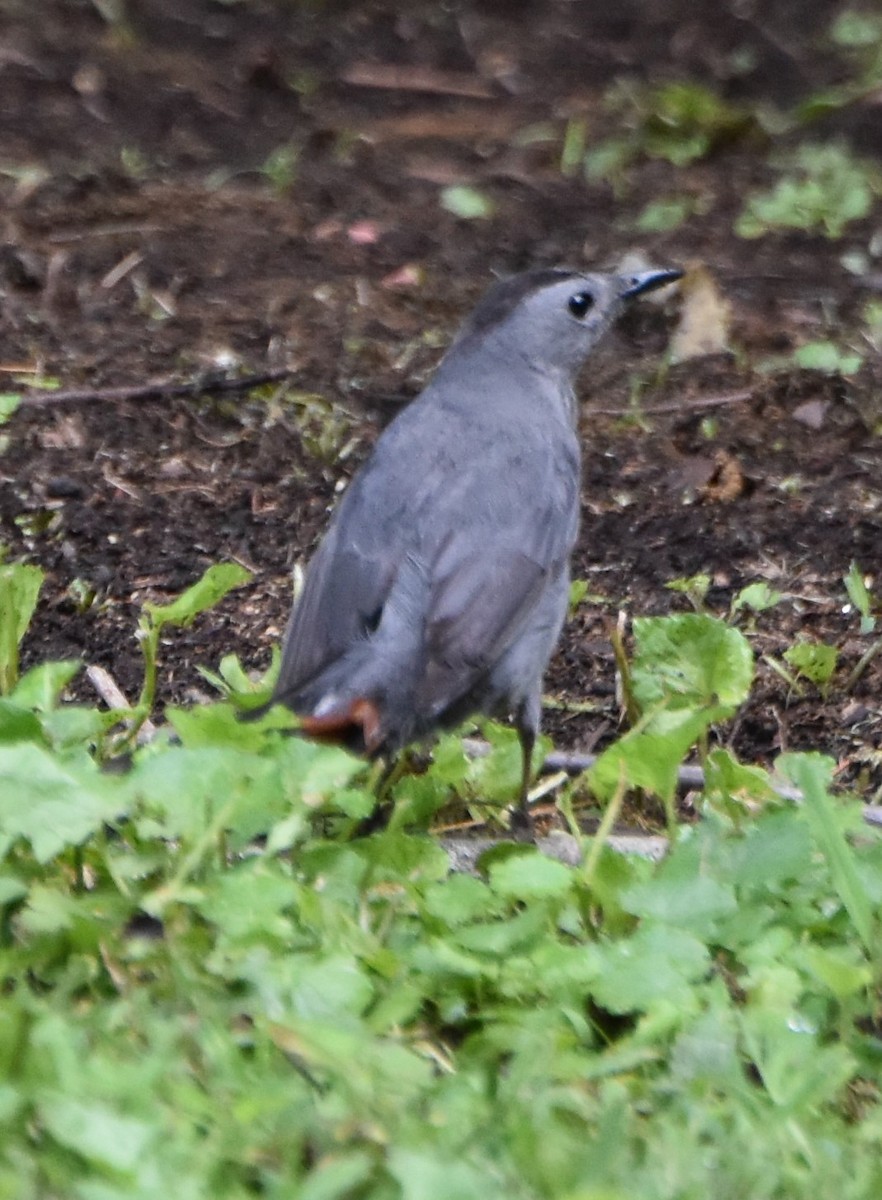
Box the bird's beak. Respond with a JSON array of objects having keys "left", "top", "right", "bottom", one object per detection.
[{"left": 618, "top": 268, "right": 683, "bottom": 299}]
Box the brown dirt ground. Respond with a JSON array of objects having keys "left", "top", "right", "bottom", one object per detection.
[{"left": 1, "top": 0, "right": 881, "bottom": 798}]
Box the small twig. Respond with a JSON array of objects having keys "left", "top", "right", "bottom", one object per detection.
[
  {"left": 590, "top": 388, "right": 754, "bottom": 417},
  {"left": 47, "top": 221, "right": 162, "bottom": 244},
  {"left": 842, "top": 635, "right": 882, "bottom": 692},
  {"left": 18, "top": 369, "right": 292, "bottom": 409},
  {"left": 340, "top": 62, "right": 494, "bottom": 99},
  {"left": 86, "top": 665, "right": 157, "bottom": 742}
]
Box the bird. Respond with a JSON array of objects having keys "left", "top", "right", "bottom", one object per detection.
[{"left": 261, "top": 265, "right": 682, "bottom": 827}]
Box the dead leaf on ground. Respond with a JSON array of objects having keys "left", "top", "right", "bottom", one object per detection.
[{"left": 699, "top": 449, "right": 745, "bottom": 503}]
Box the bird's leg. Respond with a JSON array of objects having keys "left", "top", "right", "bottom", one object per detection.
[
  {"left": 353, "top": 754, "right": 399, "bottom": 836},
  {"left": 511, "top": 695, "right": 540, "bottom": 840}
]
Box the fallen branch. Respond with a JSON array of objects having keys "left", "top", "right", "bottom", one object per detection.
[
  {"left": 591, "top": 388, "right": 754, "bottom": 417},
  {"left": 19, "top": 369, "right": 292, "bottom": 409}
]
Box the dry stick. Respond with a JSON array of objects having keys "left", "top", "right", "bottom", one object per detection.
[
  {"left": 18, "top": 369, "right": 293, "bottom": 409},
  {"left": 85, "top": 665, "right": 157, "bottom": 743},
  {"left": 591, "top": 388, "right": 754, "bottom": 417}
]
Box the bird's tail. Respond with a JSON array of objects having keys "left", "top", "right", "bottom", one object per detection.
[{"left": 244, "top": 554, "right": 430, "bottom": 755}]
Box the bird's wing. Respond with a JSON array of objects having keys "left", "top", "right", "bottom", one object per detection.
[
  {"left": 273, "top": 391, "right": 579, "bottom": 710},
  {"left": 415, "top": 501, "right": 572, "bottom": 717},
  {"left": 272, "top": 516, "right": 400, "bottom": 700}
]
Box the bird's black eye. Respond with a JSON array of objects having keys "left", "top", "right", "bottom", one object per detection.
[{"left": 568, "top": 291, "right": 594, "bottom": 319}]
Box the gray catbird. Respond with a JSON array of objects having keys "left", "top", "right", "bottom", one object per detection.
[{"left": 263, "top": 265, "right": 681, "bottom": 824}]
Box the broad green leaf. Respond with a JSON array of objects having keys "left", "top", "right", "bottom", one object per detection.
[
  {"left": 588, "top": 706, "right": 725, "bottom": 803},
  {"left": 299, "top": 1152, "right": 376, "bottom": 1200},
  {"left": 489, "top": 851, "right": 573, "bottom": 900},
  {"left": 736, "top": 143, "right": 876, "bottom": 239},
  {"left": 388, "top": 1147, "right": 488, "bottom": 1200},
  {"left": 740, "top": 1008, "right": 856, "bottom": 1112},
  {"left": 0, "top": 700, "right": 45, "bottom": 745},
  {"left": 702, "top": 747, "right": 776, "bottom": 806},
  {"left": 10, "top": 659, "right": 82, "bottom": 710},
  {"left": 454, "top": 906, "right": 550, "bottom": 957},
  {"left": 590, "top": 926, "right": 710, "bottom": 1013},
  {"left": 635, "top": 195, "right": 696, "bottom": 232},
  {"left": 423, "top": 874, "right": 500, "bottom": 927},
  {"left": 632, "top": 613, "right": 754, "bottom": 712},
  {"left": 0, "top": 744, "right": 123, "bottom": 861},
  {"left": 732, "top": 581, "right": 782, "bottom": 614},
  {"left": 780, "top": 752, "right": 875, "bottom": 954},
  {"left": 143, "top": 562, "right": 251, "bottom": 627},
  {"left": 800, "top": 945, "right": 872, "bottom": 1000},
  {"left": 621, "top": 873, "right": 737, "bottom": 937},
  {"left": 784, "top": 639, "right": 838, "bottom": 687},
  {"left": 0, "top": 875, "right": 27, "bottom": 906},
  {"left": 726, "top": 809, "right": 813, "bottom": 889},
  {"left": 166, "top": 700, "right": 294, "bottom": 749},
  {"left": 39, "top": 1093, "right": 153, "bottom": 1172}
]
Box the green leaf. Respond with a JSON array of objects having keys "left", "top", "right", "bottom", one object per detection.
[
  {"left": 780, "top": 752, "right": 875, "bottom": 953},
  {"left": 844, "top": 561, "right": 876, "bottom": 633},
  {"left": 11, "top": 660, "right": 82, "bottom": 710},
  {"left": 830, "top": 10, "right": 882, "bottom": 47},
  {"left": 634, "top": 196, "right": 696, "bottom": 232},
  {"left": 800, "top": 945, "right": 872, "bottom": 1000},
  {"left": 39, "top": 1093, "right": 153, "bottom": 1172},
  {"left": 388, "top": 1147, "right": 488, "bottom": 1200},
  {"left": 726, "top": 809, "right": 813, "bottom": 889},
  {"left": 0, "top": 745, "right": 122, "bottom": 861},
  {"left": 736, "top": 143, "right": 877, "bottom": 239},
  {"left": 622, "top": 872, "right": 737, "bottom": 937},
  {"left": 589, "top": 707, "right": 726, "bottom": 804},
  {"left": 793, "top": 340, "right": 863, "bottom": 375},
  {"left": 0, "top": 875, "right": 27, "bottom": 907},
  {"left": 440, "top": 185, "right": 495, "bottom": 220},
  {"left": 299, "top": 1152, "right": 376, "bottom": 1200},
  {"left": 488, "top": 851, "right": 573, "bottom": 900},
  {"left": 783, "top": 639, "right": 838, "bottom": 688},
  {"left": 143, "top": 562, "right": 251, "bottom": 627},
  {"left": 0, "top": 700, "right": 45, "bottom": 745},
  {"left": 731, "top": 581, "right": 782, "bottom": 615},
  {"left": 702, "top": 748, "right": 776, "bottom": 807},
  {"left": 591, "top": 925, "right": 710, "bottom": 1013},
  {"left": 423, "top": 873, "right": 500, "bottom": 927},
  {"left": 631, "top": 613, "right": 754, "bottom": 713},
  {"left": 639, "top": 81, "right": 752, "bottom": 166},
  {"left": 0, "top": 393, "right": 22, "bottom": 424},
  {"left": 568, "top": 577, "right": 589, "bottom": 611},
  {"left": 166, "top": 700, "right": 294, "bottom": 750},
  {"left": 0, "top": 562, "right": 43, "bottom": 694}
]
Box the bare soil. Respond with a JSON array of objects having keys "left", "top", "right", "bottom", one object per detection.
[{"left": 1, "top": 0, "right": 881, "bottom": 797}]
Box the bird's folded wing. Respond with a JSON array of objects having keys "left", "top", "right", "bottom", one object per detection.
[
  {"left": 273, "top": 526, "right": 398, "bottom": 699},
  {"left": 416, "top": 534, "right": 555, "bottom": 717}
]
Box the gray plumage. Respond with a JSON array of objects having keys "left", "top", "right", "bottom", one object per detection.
[{"left": 267, "top": 265, "right": 681, "bottom": 823}]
